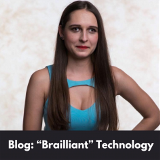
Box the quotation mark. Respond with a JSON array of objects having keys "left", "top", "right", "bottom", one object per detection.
[
  {"left": 89, "top": 140, "right": 93, "bottom": 144},
  {"left": 37, "top": 140, "right": 42, "bottom": 144}
]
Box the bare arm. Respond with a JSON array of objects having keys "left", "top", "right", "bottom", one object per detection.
[
  {"left": 23, "top": 69, "right": 48, "bottom": 130},
  {"left": 113, "top": 67, "right": 160, "bottom": 130}
]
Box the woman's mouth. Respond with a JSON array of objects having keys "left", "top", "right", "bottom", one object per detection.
[{"left": 76, "top": 46, "right": 89, "bottom": 49}]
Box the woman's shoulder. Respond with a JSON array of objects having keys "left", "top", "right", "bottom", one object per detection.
[
  {"left": 111, "top": 66, "right": 125, "bottom": 79},
  {"left": 30, "top": 67, "right": 50, "bottom": 84},
  {"left": 29, "top": 67, "right": 50, "bottom": 100},
  {"left": 111, "top": 66, "right": 130, "bottom": 95},
  {"left": 111, "top": 66, "right": 140, "bottom": 96}
]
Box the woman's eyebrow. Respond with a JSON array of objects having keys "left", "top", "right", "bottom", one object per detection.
[{"left": 69, "top": 24, "right": 98, "bottom": 29}]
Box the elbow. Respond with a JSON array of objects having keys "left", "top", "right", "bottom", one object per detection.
[
  {"left": 158, "top": 111, "right": 160, "bottom": 126},
  {"left": 144, "top": 109, "right": 160, "bottom": 130},
  {"left": 151, "top": 110, "right": 160, "bottom": 129}
]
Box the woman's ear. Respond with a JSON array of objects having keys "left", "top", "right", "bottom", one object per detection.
[{"left": 58, "top": 25, "right": 64, "bottom": 39}]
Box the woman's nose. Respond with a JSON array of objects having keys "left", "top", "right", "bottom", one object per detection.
[{"left": 79, "top": 30, "right": 88, "bottom": 42}]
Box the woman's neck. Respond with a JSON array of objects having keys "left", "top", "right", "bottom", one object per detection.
[{"left": 66, "top": 56, "right": 93, "bottom": 80}]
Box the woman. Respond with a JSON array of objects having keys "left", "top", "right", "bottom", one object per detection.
[{"left": 23, "top": 1, "right": 160, "bottom": 130}]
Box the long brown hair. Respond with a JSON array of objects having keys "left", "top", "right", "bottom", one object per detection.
[{"left": 47, "top": 1, "right": 119, "bottom": 130}]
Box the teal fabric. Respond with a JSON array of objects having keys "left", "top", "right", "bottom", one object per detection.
[{"left": 43, "top": 65, "right": 98, "bottom": 130}]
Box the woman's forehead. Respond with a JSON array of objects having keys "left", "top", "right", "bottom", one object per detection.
[{"left": 66, "top": 9, "right": 98, "bottom": 26}]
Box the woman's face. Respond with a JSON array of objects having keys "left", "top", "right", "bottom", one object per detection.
[{"left": 59, "top": 9, "right": 98, "bottom": 59}]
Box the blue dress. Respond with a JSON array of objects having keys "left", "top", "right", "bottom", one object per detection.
[{"left": 43, "top": 65, "right": 98, "bottom": 130}]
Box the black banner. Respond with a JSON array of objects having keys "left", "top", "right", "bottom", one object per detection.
[{"left": 0, "top": 131, "right": 159, "bottom": 160}]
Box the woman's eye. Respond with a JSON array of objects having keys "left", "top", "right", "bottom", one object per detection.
[
  {"left": 71, "top": 27, "right": 80, "bottom": 32},
  {"left": 89, "top": 28, "right": 96, "bottom": 33},
  {"left": 71, "top": 27, "right": 97, "bottom": 33}
]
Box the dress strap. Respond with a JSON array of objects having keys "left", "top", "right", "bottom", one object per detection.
[
  {"left": 46, "top": 65, "right": 53, "bottom": 80},
  {"left": 46, "top": 65, "right": 95, "bottom": 88}
]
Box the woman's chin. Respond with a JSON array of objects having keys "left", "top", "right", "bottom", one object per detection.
[
  {"left": 74, "top": 53, "right": 91, "bottom": 59},
  {"left": 73, "top": 51, "right": 92, "bottom": 58}
]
